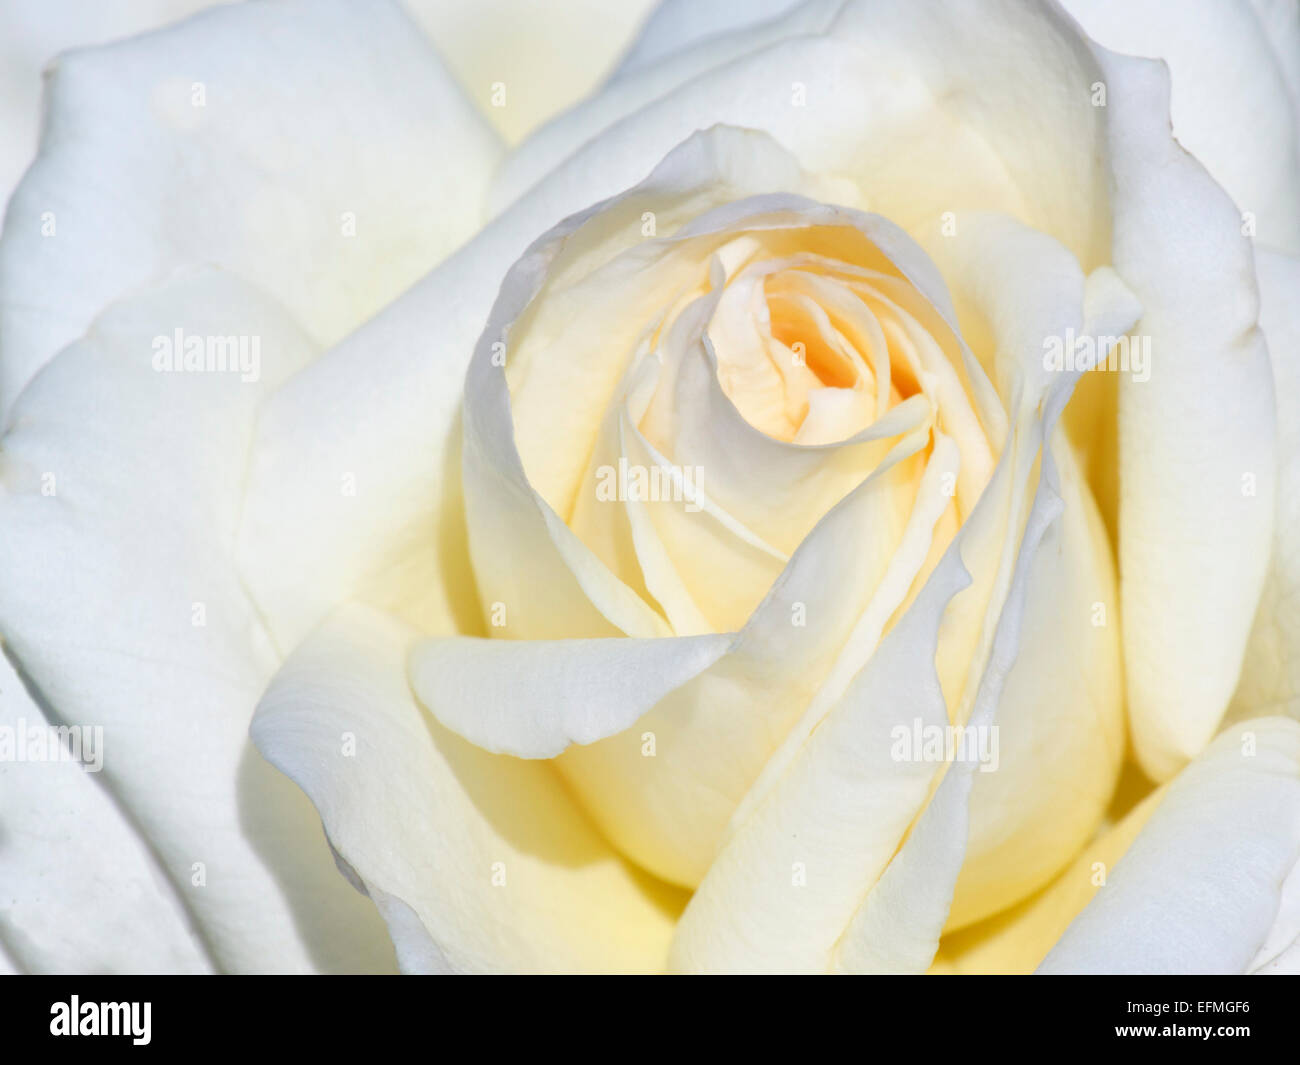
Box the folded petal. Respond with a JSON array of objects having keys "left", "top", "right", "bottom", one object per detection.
[
  {"left": 491, "top": 0, "right": 844, "bottom": 213},
  {"left": 448, "top": 159, "right": 1017, "bottom": 894},
  {"left": 0, "top": 271, "right": 395, "bottom": 972},
  {"left": 1099, "top": 47, "right": 1277, "bottom": 780},
  {"left": 932, "top": 784, "right": 1164, "bottom": 974},
  {"left": 670, "top": 315, "right": 1090, "bottom": 972},
  {"left": 403, "top": 0, "right": 659, "bottom": 143},
  {"left": 0, "top": 0, "right": 501, "bottom": 414},
  {"left": 0, "top": 649, "right": 213, "bottom": 973},
  {"left": 1038, "top": 719, "right": 1300, "bottom": 974},
  {"left": 409, "top": 632, "right": 731, "bottom": 757},
  {"left": 832, "top": 434, "right": 1072, "bottom": 973},
  {"left": 236, "top": 126, "right": 816, "bottom": 653},
  {"left": 612, "top": 0, "right": 810, "bottom": 77},
  {"left": 491, "top": 0, "right": 1112, "bottom": 273},
  {"left": 1246, "top": 0, "right": 1300, "bottom": 138},
  {"left": 0, "top": 0, "right": 217, "bottom": 204},
  {"left": 1228, "top": 250, "right": 1300, "bottom": 728},
  {"left": 1061, "top": 0, "right": 1300, "bottom": 252},
  {"left": 253, "top": 603, "right": 684, "bottom": 974},
  {"left": 918, "top": 212, "right": 1131, "bottom": 929}
]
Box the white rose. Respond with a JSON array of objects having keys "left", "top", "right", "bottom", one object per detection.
[{"left": 0, "top": 0, "right": 1297, "bottom": 975}]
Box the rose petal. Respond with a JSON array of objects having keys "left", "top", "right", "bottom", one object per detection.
[
  {"left": 447, "top": 181, "right": 1004, "bottom": 891},
  {"left": 252, "top": 603, "right": 684, "bottom": 974},
  {"left": 1099, "top": 47, "right": 1277, "bottom": 780},
  {"left": 0, "top": 271, "right": 395, "bottom": 972},
  {"left": 909, "top": 213, "right": 1133, "bottom": 930},
  {"left": 493, "top": 0, "right": 1111, "bottom": 273},
  {"left": 409, "top": 631, "right": 732, "bottom": 758},
  {"left": 1037, "top": 719, "right": 1300, "bottom": 975},
  {"left": 0, "top": 0, "right": 219, "bottom": 204},
  {"left": 1061, "top": 0, "right": 1300, "bottom": 252},
  {"left": 612, "top": 0, "right": 811, "bottom": 77},
  {"left": 1246, "top": 0, "right": 1300, "bottom": 137},
  {"left": 1227, "top": 250, "right": 1300, "bottom": 729},
  {"left": 236, "top": 126, "right": 814, "bottom": 652},
  {"left": 0, "top": 0, "right": 501, "bottom": 414},
  {"left": 0, "top": 650, "right": 213, "bottom": 973},
  {"left": 669, "top": 313, "right": 1089, "bottom": 971},
  {"left": 402, "top": 0, "right": 659, "bottom": 143},
  {"left": 932, "top": 783, "right": 1163, "bottom": 974},
  {"left": 490, "top": 0, "right": 844, "bottom": 212}
]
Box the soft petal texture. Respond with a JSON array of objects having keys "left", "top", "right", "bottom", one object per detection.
[
  {"left": 919, "top": 212, "right": 1130, "bottom": 929},
  {"left": 252, "top": 603, "right": 685, "bottom": 974},
  {"left": 0, "top": 0, "right": 502, "bottom": 415},
  {"left": 0, "top": 271, "right": 395, "bottom": 972},
  {"left": 245, "top": 129, "right": 933, "bottom": 895},
  {"left": 1228, "top": 251, "right": 1300, "bottom": 727},
  {"left": 0, "top": 0, "right": 226, "bottom": 207},
  {"left": 669, "top": 325, "right": 1084, "bottom": 971},
  {"left": 408, "top": 632, "right": 731, "bottom": 757},
  {"left": 1037, "top": 719, "right": 1300, "bottom": 974},
  {"left": 1060, "top": 0, "right": 1300, "bottom": 253},
  {"left": 933, "top": 784, "right": 1164, "bottom": 974},
  {"left": 832, "top": 431, "right": 1075, "bottom": 973},
  {"left": 556, "top": 425, "right": 948, "bottom": 889},
  {"left": 403, "top": 0, "right": 659, "bottom": 143},
  {"left": 497, "top": 0, "right": 1274, "bottom": 784},
  {"left": 612, "top": 0, "right": 806, "bottom": 76},
  {"left": 236, "top": 127, "right": 822, "bottom": 654},
  {"left": 490, "top": 0, "right": 1112, "bottom": 274},
  {"left": 1248, "top": 0, "right": 1300, "bottom": 137},
  {"left": 449, "top": 166, "right": 1010, "bottom": 895},
  {"left": 9, "top": 0, "right": 1286, "bottom": 978},
  {"left": 1098, "top": 48, "right": 1277, "bottom": 780},
  {"left": 233, "top": 226, "right": 511, "bottom": 653},
  {"left": 490, "top": 0, "right": 846, "bottom": 215},
  {"left": 1248, "top": 855, "right": 1300, "bottom": 974},
  {"left": 0, "top": 649, "right": 213, "bottom": 973},
  {"left": 256, "top": 109, "right": 1126, "bottom": 955}
]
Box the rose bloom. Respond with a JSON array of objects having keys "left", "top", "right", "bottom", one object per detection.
[{"left": 0, "top": 0, "right": 1298, "bottom": 975}]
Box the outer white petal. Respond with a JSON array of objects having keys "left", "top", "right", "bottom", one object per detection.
[
  {"left": 931, "top": 782, "right": 1163, "bottom": 974},
  {"left": 1060, "top": 0, "right": 1300, "bottom": 252},
  {"left": 0, "top": 0, "right": 224, "bottom": 206},
  {"left": 612, "top": 0, "right": 809, "bottom": 77},
  {"left": 1246, "top": 0, "right": 1300, "bottom": 135},
  {"left": 0, "top": 649, "right": 212, "bottom": 973},
  {"left": 1039, "top": 719, "right": 1300, "bottom": 975},
  {"left": 1229, "top": 250, "right": 1300, "bottom": 726},
  {"left": 252, "top": 604, "right": 684, "bottom": 974},
  {"left": 489, "top": 0, "right": 844, "bottom": 214},
  {"left": 0, "top": 0, "right": 501, "bottom": 414},
  {"left": 1098, "top": 47, "right": 1277, "bottom": 780},
  {"left": 1249, "top": 859, "right": 1300, "bottom": 974},
  {"left": 490, "top": 0, "right": 1111, "bottom": 273},
  {"left": 401, "top": 0, "right": 659, "bottom": 143},
  {"left": 0, "top": 271, "right": 395, "bottom": 972}
]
